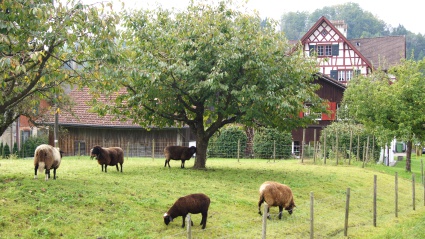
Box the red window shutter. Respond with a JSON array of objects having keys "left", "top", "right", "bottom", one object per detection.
[{"left": 322, "top": 102, "right": 336, "bottom": 120}]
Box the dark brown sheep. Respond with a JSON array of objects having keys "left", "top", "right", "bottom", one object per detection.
[
  {"left": 90, "top": 146, "right": 124, "bottom": 173},
  {"left": 164, "top": 146, "right": 196, "bottom": 168},
  {"left": 163, "top": 193, "right": 210, "bottom": 229},
  {"left": 258, "top": 181, "right": 296, "bottom": 219},
  {"left": 34, "top": 144, "right": 63, "bottom": 181}
]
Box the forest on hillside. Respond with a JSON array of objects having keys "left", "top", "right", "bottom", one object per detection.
[{"left": 279, "top": 2, "right": 425, "bottom": 61}]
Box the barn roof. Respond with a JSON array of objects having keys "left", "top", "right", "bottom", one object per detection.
[
  {"left": 349, "top": 35, "right": 406, "bottom": 71},
  {"left": 56, "top": 87, "right": 143, "bottom": 128}
]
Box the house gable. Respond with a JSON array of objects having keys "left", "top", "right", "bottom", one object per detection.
[{"left": 300, "top": 16, "right": 374, "bottom": 84}]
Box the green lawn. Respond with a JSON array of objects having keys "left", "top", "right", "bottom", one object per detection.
[{"left": 1, "top": 155, "right": 425, "bottom": 238}]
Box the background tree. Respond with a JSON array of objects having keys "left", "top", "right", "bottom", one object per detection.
[
  {"left": 90, "top": 0, "right": 326, "bottom": 169},
  {"left": 342, "top": 59, "right": 425, "bottom": 171},
  {"left": 0, "top": 0, "right": 120, "bottom": 135}
]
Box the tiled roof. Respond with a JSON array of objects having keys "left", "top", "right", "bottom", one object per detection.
[
  {"left": 57, "top": 87, "right": 141, "bottom": 128},
  {"left": 349, "top": 35, "right": 406, "bottom": 70}
]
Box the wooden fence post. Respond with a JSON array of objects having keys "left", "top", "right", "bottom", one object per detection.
[
  {"left": 262, "top": 204, "right": 268, "bottom": 239},
  {"left": 301, "top": 129, "right": 305, "bottom": 163},
  {"left": 349, "top": 130, "right": 353, "bottom": 165},
  {"left": 310, "top": 191, "right": 314, "bottom": 239},
  {"left": 335, "top": 130, "right": 339, "bottom": 165},
  {"left": 373, "top": 175, "right": 377, "bottom": 227},
  {"left": 273, "top": 140, "right": 276, "bottom": 163},
  {"left": 356, "top": 135, "right": 360, "bottom": 161},
  {"left": 313, "top": 129, "right": 316, "bottom": 163},
  {"left": 323, "top": 130, "right": 327, "bottom": 164},
  {"left": 344, "top": 188, "right": 350, "bottom": 237},
  {"left": 186, "top": 214, "right": 192, "bottom": 239},
  {"left": 395, "top": 172, "right": 398, "bottom": 217},
  {"left": 152, "top": 139, "right": 155, "bottom": 161},
  {"left": 237, "top": 139, "right": 240, "bottom": 163},
  {"left": 412, "top": 174, "right": 416, "bottom": 211}
]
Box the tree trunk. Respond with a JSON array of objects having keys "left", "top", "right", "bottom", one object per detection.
[
  {"left": 406, "top": 140, "right": 412, "bottom": 172},
  {"left": 193, "top": 137, "right": 209, "bottom": 169}
]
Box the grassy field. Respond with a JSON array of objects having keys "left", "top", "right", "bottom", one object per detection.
[{"left": 1, "top": 155, "right": 425, "bottom": 238}]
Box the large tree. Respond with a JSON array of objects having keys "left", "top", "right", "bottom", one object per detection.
[
  {"left": 0, "top": 0, "right": 120, "bottom": 135},
  {"left": 342, "top": 59, "right": 425, "bottom": 171},
  {"left": 90, "top": 0, "right": 325, "bottom": 169}
]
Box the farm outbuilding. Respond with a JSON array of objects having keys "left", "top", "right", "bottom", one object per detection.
[{"left": 45, "top": 88, "right": 195, "bottom": 157}]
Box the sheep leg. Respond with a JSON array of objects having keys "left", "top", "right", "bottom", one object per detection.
[
  {"left": 53, "top": 168, "right": 57, "bottom": 180},
  {"left": 119, "top": 163, "right": 123, "bottom": 172},
  {"left": 258, "top": 196, "right": 265, "bottom": 215},
  {"left": 164, "top": 159, "right": 170, "bottom": 168},
  {"left": 115, "top": 165, "right": 119, "bottom": 171},
  {"left": 181, "top": 215, "right": 186, "bottom": 228},
  {"left": 278, "top": 206, "right": 283, "bottom": 219},
  {"left": 44, "top": 168, "right": 50, "bottom": 181},
  {"left": 180, "top": 160, "right": 185, "bottom": 168},
  {"left": 34, "top": 165, "right": 38, "bottom": 179},
  {"left": 201, "top": 212, "right": 208, "bottom": 229}
]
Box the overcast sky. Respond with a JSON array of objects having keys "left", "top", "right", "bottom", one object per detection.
[{"left": 82, "top": 0, "right": 424, "bottom": 35}]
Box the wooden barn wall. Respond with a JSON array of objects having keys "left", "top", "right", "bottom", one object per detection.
[
  {"left": 57, "top": 126, "right": 194, "bottom": 157},
  {"left": 292, "top": 121, "right": 331, "bottom": 143},
  {"left": 291, "top": 77, "right": 345, "bottom": 145},
  {"left": 314, "top": 78, "right": 344, "bottom": 102}
]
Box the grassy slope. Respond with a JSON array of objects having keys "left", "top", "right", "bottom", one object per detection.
[{"left": 1, "top": 156, "right": 425, "bottom": 238}]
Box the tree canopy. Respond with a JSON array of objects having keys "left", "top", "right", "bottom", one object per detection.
[
  {"left": 0, "top": 0, "right": 120, "bottom": 135},
  {"left": 89, "top": 0, "right": 326, "bottom": 169},
  {"left": 342, "top": 59, "right": 425, "bottom": 171}
]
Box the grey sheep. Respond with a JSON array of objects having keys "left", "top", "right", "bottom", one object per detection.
[
  {"left": 90, "top": 146, "right": 124, "bottom": 172},
  {"left": 34, "top": 144, "right": 63, "bottom": 181},
  {"left": 163, "top": 193, "right": 210, "bottom": 229},
  {"left": 258, "top": 181, "right": 296, "bottom": 219},
  {"left": 164, "top": 146, "right": 196, "bottom": 168}
]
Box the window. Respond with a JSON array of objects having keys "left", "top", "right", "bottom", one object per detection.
[
  {"left": 316, "top": 44, "right": 338, "bottom": 56},
  {"left": 338, "top": 70, "right": 353, "bottom": 81}
]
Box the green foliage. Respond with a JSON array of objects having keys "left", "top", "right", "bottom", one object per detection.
[
  {"left": 3, "top": 143, "right": 10, "bottom": 158},
  {"left": 12, "top": 142, "right": 18, "bottom": 154},
  {"left": 90, "top": 0, "right": 324, "bottom": 168},
  {"left": 208, "top": 125, "right": 247, "bottom": 158},
  {"left": 253, "top": 127, "right": 292, "bottom": 159},
  {"left": 19, "top": 136, "right": 48, "bottom": 158},
  {"left": 0, "top": 0, "right": 121, "bottom": 135},
  {"left": 320, "top": 122, "right": 380, "bottom": 162}
]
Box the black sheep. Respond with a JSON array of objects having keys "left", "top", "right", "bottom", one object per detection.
[
  {"left": 90, "top": 146, "right": 124, "bottom": 172},
  {"left": 163, "top": 193, "right": 210, "bottom": 229},
  {"left": 164, "top": 146, "right": 196, "bottom": 168}
]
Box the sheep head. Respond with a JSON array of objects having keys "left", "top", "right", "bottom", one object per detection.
[{"left": 163, "top": 213, "right": 173, "bottom": 225}]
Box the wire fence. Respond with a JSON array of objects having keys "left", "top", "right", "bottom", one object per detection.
[
  {"left": 69, "top": 140, "right": 387, "bottom": 164},
  {"left": 161, "top": 172, "right": 425, "bottom": 238}
]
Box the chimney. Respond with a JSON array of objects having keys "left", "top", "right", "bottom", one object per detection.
[{"left": 331, "top": 20, "right": 347, "bottom": 38}]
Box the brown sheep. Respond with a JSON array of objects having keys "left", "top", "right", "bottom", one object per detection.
[
  {"left": 90, "top": 146, "right": 124, "bottom": 172},
  {"left": 34, "top": 144, "right": 63, "bottom": 181},
  {"left": 164, "top": 146, "right": 196, "bottom": 168},
  {"left": 163, "top": 193, "right": 210, "bottom": 229},
  {"left": 258, "top": 181, "right": 296, "bottom": 219}
]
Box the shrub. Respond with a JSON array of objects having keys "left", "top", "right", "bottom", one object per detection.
[
  {"left": 3, "top": 144, "right": 10, "bottom": 158},
  {"left": 253, "top": 127, "right": 292, "bottom": 159},
  {"left": 19, "top": 136, "right": 48, "bottom": 158},
  {"left": 208, "top": 125, "right": 247, "bottom": 158}
]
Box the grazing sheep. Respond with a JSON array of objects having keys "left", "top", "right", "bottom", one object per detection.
[
  {"left": 90, "top": 146, "right": 124, "bottom": 173},
  {"left": 163, "top": 193, "right": 210, "bottom": 229},
  {"left": 34, "top": 144, "right": 63, "bottom": 181},
  {"left": 164, "top": 146, "right": 196, "bottom": 168},
  {"left": 258, "top": 181, "right": 296, "bottom": 219}
]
